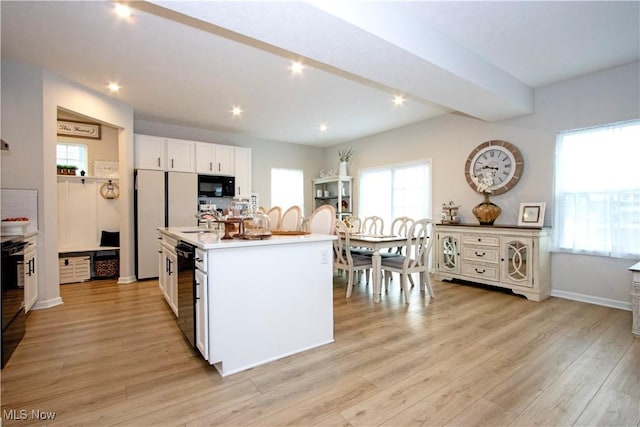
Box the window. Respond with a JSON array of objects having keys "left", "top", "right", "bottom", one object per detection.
[
  {"left": 359, "top": 161, "right": 432, "bottom": 227},
  {"left": 271, "top": 168, "right": 304, "bottom": 211},
  {"left": 57, "top": 143, "right": 88, "bottom": 171},
  {"left": 553, "top": 120, "right": 640, "bottom": 259}
]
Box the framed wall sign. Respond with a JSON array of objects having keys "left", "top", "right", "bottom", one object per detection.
[
  {"left": 518, "top": 202, "right": 546, "bottom": 227},
  {"left": 57, "top": 120, "right": 101, "bottom": 139}
]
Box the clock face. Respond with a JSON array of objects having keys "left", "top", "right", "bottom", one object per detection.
[{"left": 465, "top": 140, "right": 524, "bottom": 196}]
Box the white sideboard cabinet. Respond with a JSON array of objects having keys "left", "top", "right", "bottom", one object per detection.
[{"left": 434, "top": 224, "right": 551, "bottom": 301}]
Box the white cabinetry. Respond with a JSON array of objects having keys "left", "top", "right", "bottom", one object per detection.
[
  {"left": 434, "top": 225, "right": 551, "bottom": 301},
  {"left": 22, "top": 234, "right": 38, "bottom": 312},
  {"left": 195, "top": 248, "right": 208, "bottom": 359},
  {"left": 166, "top": 138, "right": 195, "bottom": 172},
  {"left": 195, "top": 142, "right": 234, "bottom": 176},
  {"left": 134, "top": 134, "right": 195, "bottom": 173},
  {"left": 134, "top": 134, "right": 165, "bottom": 170},
  {"left": 234, "top": 147, "right": 252, "bottom": 198},
  {"left": 159, "top": 234, "right": 178, "bottom": 316},
  {"left": 312, "top": 176, "right": 352, "bottom": 219}
]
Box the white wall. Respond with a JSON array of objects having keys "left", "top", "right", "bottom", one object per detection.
[
  {"left": 134, "top": 120, "right": 326, "bottom": 216},
  {"left": 1, "top": 60, "right": 135, "bottom": 309},
  {"left": 330, "top": 61, "right": 640, "bottom": 309}
]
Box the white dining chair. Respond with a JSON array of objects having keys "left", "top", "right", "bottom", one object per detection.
[
  {"left": 334, "top": 220, "right": 373, "bottom": 298},
  {"left": 344, "top": 216, "right": 362, "bottom": 234},
  {"left": 307, "top": 205, "right": 336, "bottom": 235},
  {"left": 381, "top": 218, "right": 436, "bottom": 304},
  {"left": 383, "top": 216, "right": 415, "bottom": 287},
  {"left": 362, "top": 216, "right": 384, "bottom": 235},
  {"left": 266, "top": 206, "right": 282, "bottom": 230},
  {"left": 279, "top": 205, "right": 302, "bottom": 231}
]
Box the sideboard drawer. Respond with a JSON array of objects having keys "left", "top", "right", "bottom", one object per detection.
[
  {"left": 462, "top": 262, "right": 499, "bottom": 281},
  {"left": 462, "top": 234, "right": 499, "bottom": 247},
  {"left": 462, "top": 246, "right": 499, "bottom": 263}
]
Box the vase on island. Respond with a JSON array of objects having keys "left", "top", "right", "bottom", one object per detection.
[
  {"left": 472, "top": 193, "right": 502, "bottom": 225},
  {"left": 339, "top": 161, "right": 348, "bottom": 176}
]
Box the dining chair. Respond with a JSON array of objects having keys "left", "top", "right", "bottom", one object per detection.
[
  {"left": 381, "top": 218, "right": 436, "bottom": 304},
  {"left": 383, "top": 216, "right": 415, "bottom": 287},
  {"left": 344, "top": 216, "right": 362, "bottom": 234},
  {"left": 334, "top": 220, "right": 373, "bottom": 298},
  {"left": 266, "top": 206, "right": 282, "bottom": 230},
  {"left": 362, "top": 216, "right": 384, "bottom": 235},
  {"left": 279, "top": 205, "right": 302, "bottom": 231},
  {"left": 307, "top": 205, "right": 336, "bottom": 235}
]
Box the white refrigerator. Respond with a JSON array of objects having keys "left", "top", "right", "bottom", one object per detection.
[{"left": 135, "top": 170, "right": 197, "bottom": 279}]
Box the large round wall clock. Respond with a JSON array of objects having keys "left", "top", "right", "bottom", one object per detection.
[{"left": 464, "top": 140, "right": 524, "bottom": 196}]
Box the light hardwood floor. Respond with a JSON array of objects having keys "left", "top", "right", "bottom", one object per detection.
[{"left": 1, "top": 274, "right": 638, "bottom": 426}]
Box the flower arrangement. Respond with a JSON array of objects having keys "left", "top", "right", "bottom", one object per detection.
[
  {"left": 338, "top": 147, "right": 354, "bottom": 162},
  {"left": 471, "top": 170, "right": 494, "bottom": 193}
]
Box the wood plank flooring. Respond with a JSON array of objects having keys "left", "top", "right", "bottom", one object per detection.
[{"left": 1, "top": 274, "right": 638, "bottom": 426}]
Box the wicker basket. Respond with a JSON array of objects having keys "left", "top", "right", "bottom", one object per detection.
[{"left": 94, "top": 256, "right": 119, "bottom": 278}]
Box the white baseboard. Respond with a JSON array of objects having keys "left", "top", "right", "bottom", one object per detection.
[
  {"left": 117, "top": 275, "right": 137, "bottom": 284},
  {"left": 551, "top": 289, "right": 631, "bottom": 311},
  {"left": 31, "top": 297, "right": 63, "bottom": 310}
]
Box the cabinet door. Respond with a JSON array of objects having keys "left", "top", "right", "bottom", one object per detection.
[
  {"left": 437, "top": 232, "right": 461, "bottom": 274},
  {"left": 195, "top": 268, "right": 209, "bottom": 359},
  {"left": 215, "top": 145, "right": 235, "bottom": 176},
  {"left": 158, "top": 240, "right": 165, "bottom": 292},
  {"left": 135, "top": 134, "right": 165, "bottom": 170},
  {"left": 195, "top": 142, "right": 215, "bottom": 174},
  {"left": 500, "top": 236, "right": 533, "bottom": 287},
  {"left": 24, "top": 248, "right": 38, "bottom": 312},
  {"left": 163, "top": 247, "right": 178, "bottom": 317},
  {"left": 166, "top": 138, "right": 195, "bottom": 172},
  {"left": 234, "top": 147, "right": 252, "bottom": 197}
]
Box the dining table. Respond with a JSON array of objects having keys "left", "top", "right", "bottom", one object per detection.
[{"left": 344, "top": 232, "right": 410, "bottom": 303}]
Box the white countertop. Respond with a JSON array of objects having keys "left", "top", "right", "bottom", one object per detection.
[{"left": 158, "top": 226, "right": 336, "bottom": 250}]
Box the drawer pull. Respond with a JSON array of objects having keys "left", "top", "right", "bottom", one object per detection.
[
  {"left": 475, "top": 251, "right": 486, "bottom": 257},
  {"left": 474, "top": 267, "right": 486, "bottom": 274},
  {"left": 478, "top": 238, "right": 482, "bottom": 242}
]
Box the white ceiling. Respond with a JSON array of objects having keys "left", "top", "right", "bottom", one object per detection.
[{"left": 2, "top": 1, "right": 638, "bottom": 147}]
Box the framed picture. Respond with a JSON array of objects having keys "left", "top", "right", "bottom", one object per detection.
[
  {"left": 57, "top": 120, "right": 101, "bottom": 139},
  {"left": 518, "top": 202, "right": 546, "bottom": 227}
]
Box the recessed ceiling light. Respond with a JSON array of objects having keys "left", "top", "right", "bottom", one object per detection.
[
  {"left": 290, "top": 61, "right": 305, "bottom": 75},
  {"left": 393, "top": 95, "right": 405, "bottom": 107},
  {"left": 108, "top": 82, "right": 121, "bottom": 92},
  {"left": 231, "top": 106, "right": 243, "bottom": 117},
  {"left": 114, "top": 4, "right": 132, "bottom": 19},
  {"left": 319, "top": 123, "right": 328, "bottom": 132}
]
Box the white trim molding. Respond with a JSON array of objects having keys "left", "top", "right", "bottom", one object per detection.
[
  {"left": 118, "top": 275, "right": 137, "bottom": 284},
  {"left": 551, "top": 289, "right": 631, "bottom": 311},
  {"left": 31, "top": 297, "right": 63, "bottom": 310}
]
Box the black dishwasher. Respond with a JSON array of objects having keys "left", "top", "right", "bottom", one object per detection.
[{"left": 175, "top": 241, "right": 196, "bottom": 349}]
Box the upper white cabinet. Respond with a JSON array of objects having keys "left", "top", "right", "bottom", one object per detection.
[
  {"left": 166, "top": 138, "right": 195, "bottom": 172},
  {"left": 135, "top": 134, "right": 165, "bottom": 170},
  {"left": 134, "top": 134, "right": 195, "bottom": 173},
  {"left": 234, "top": 147, "right": 252, "bottom": 198},
  {"left": 196, "top": 142, "right": 235, "bottom": 176}
]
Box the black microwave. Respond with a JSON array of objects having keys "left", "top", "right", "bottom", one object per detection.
[{"left": 198, "top": 175, "right": 235, "bottom": 198}]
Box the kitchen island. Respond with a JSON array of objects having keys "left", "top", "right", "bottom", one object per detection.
[{"left": 157, "top": 227, "right": 336, "bottom": 377}]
